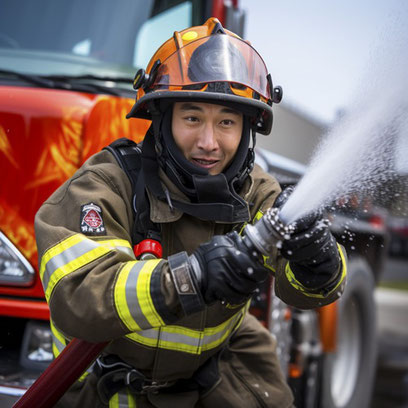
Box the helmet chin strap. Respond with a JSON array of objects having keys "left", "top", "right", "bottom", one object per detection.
[{"left": 141, "top": 105, "right": 255, "bottom": 223}]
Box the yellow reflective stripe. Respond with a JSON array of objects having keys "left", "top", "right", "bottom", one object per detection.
[
  {"left": 336, "top": 244, "right": 347, "bottom": 289},
  {"left": 239, "top": 209, "right": 264, "bottom": 235},
  {"left": 98, "top": 239, "right": 134, "bottom": 258},
  {"left": 158, "top": 325, "right": 202, "bottom": 354},
  {"left": 49, "top": 320, "right": 90, "bottom": 382},
  {"left": 109, "top": 393, "right": 119, "bottom": 408},
  {"left": 125, "top": 306, "right": 247, "bottom": 354},
  {"left": 109, "top": 390, "right": 136, "bottom": 408},
  {"left": 114, "top": 259, "right": 163, "bottom": 331},
  {"left": 114, "top": 261, "right": 143, "bottom": 331},
  {"left": 50, "top": 320, "right": 67, "bottom": 360},
  {"left": 40, "top": 234, "right": 85, "bottom": 280},
  {"left": 52, "top": 342, "right": 60, "bottom": 358},
  {"left": 40, "top": 235, "right": 134, "bottom": 302},
  {"left": 201, "top": 312, "right": 244, "bottom": 351},
  {"left": 45, "top": 245, "right": 111, "bottom": 301},
  {"left": 285, "top": 243, "right": 347, "bottom": 298},
  {"left": 115, "top": 262, "right": 141, "bottom": 331},
  {"left": 253, "top": 210, "right": 264, "bottom": 222},
  {"left": 126, "top": 328, "right": 160, "bottom": 348},
  {"left": 239, "top": 209, "right": 276, "bottom": 272},
  {"left": 136, "top": 259, "right": 164, "bottom": 327},
  {"left": 50, "top": 320, "right": 66, "bottom": 349},
  {"left": 129, "top": 391, "right": 137, "bottom": 408}
]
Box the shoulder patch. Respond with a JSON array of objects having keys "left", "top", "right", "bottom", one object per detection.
[{"left": 80, "top": 203, "right": 106, "bottom": 235}]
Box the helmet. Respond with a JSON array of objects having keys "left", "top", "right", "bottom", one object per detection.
[{"left": 127, "top": 17, "right": 282, "bottom": 135}]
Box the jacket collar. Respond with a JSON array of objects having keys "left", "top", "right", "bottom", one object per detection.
[{"left": 147, "top": 169, "right": 254, "bottom": 224}]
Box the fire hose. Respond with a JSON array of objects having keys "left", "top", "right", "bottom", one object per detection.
[{"left": 13, "top": 208, "right": 289, "bottom": 408}]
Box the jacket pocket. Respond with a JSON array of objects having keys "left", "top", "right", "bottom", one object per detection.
[{"left": 198, "top": 350, "right": 275, "bottom": 408}]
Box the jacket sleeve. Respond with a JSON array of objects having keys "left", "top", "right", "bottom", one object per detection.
[{"left": 35, "top": 154, "right": 184, "bottom": 343}]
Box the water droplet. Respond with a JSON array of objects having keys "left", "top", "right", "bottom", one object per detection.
[
  {"left": 247, "top": 267, "right": 254, "bottom": 275},
  {"left": 265, "top": 392, "right": 269, "bottom": 397}
]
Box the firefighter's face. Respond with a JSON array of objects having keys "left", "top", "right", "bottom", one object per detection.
[{"left": 172, "top": 102, "right": 243, "bottom": 175}]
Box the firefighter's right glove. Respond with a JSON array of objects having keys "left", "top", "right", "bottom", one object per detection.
[
  {"left": 167, "top": 231, "right": 269, "bottom": 315},
  {"left": 192, "top": 232, "right": 270, "bottom": 305}
]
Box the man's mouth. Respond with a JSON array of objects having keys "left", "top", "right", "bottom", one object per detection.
[{"left": 191, "top": 158, "right": 220, "bottom": 168}]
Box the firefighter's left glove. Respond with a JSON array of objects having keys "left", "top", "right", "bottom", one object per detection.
[
  {"left": 167, "top": 232, "right": 269, "bottom": 315},
  {"left": 274, "top": 187, "right": 342, "bottom": 292},
  {"left": 281, "top": 213, "right": 341, "bottom": 291}
]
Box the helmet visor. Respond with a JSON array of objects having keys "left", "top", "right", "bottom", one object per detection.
[{"left": 153, "top": 34, "right": 271, "bottom": 100}]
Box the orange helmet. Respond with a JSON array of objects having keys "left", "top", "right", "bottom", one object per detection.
[{"left": 126, "top": 17, "right": 282, "bottom": 135}]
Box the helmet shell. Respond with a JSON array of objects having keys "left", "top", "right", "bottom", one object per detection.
[{"left": 127, "top": 18, "right": 281, "bottom": 135}]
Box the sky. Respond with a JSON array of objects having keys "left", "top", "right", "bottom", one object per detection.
[{"left": 241, "top": 0, "right": 408, "bottom": 124}]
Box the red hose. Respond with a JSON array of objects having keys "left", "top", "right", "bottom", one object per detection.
[{"left": 13, "top": 339, "right": 108, "bottom": 408}]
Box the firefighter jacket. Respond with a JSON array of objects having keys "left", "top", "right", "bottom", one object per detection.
[{"left": 34, "top": 149, "right": 347, "bottom": 408}]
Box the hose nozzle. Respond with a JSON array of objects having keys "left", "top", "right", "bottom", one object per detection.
[{"left": 244, "top": 207, "right": 292, "bottom": 256}]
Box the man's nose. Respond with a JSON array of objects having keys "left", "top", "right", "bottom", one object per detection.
[{"left": 197, "top": 123, "right": 218, "bottom": 151}]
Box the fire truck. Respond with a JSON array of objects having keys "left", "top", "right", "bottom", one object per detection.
[{"left": 0, "top": 1, "right": 388, "bottom": 407}]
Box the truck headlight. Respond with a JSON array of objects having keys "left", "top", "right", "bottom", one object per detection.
[{"left": 0, "top": 230, "right": 35, "bottom": 286}]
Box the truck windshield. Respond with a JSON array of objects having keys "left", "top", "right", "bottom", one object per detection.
[{"left": 0, "top": 0, "right": 193, "bottom": 80}]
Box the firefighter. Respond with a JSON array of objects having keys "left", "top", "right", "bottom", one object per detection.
[{"left": 35, "top": 18, "right": 346, "bottom": 408}]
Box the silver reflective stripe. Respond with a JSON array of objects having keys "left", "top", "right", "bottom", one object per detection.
[
  {"left": 126, "top": 310, "right": 244, "bottom": 354},
  {"left": 135, "top": 328, "right": 160, "bottom": 340},
  {"left": 159, "top": 330, "right": 201, "bottom": 349},
  {"left": 201, "top": 313, "right": 241, "bottom": 347},
  {"left": 51, "top": 330, "right": 66, "bottom": 355},
  {"left": 42, "top": 239, "right": 100, "bottom": 293},
  {"left": 125, "top": 261, "right": 152, "bottom": 330},
  {"left": 116, "top": 245, "right": 135, "bottom": 259},
  {"left": 118, "top": 391, "right": 129, "bottom": 407}
]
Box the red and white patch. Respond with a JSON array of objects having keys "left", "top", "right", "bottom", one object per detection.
[{"left": 80, "top": 203, "right": 106, "bottom": 235}]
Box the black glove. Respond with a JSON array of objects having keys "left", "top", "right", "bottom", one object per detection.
[
  {"left": 190, "top": 231, "right": 269, "bottom": 306},
  {"left": 274, "top": 187, "right": 341, "bottom": 291}
]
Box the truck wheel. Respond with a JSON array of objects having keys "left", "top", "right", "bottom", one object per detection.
[{"left": 320, "top": 256, "right": 377, "bottom": 408}]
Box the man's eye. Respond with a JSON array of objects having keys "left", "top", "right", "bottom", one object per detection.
[
  {"left": 221, "top": 119, "right": 234, "bottom": 126},
  {"left": 185, "top": 116, "right": 199, "bottom": 122}
]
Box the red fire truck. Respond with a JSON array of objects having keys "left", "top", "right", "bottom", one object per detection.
[{"left": 0, "top": 1, "right": 387, "bottom": 407}]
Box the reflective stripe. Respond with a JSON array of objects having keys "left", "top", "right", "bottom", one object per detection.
[
  {"left": 201, "top": 311, "right": 244, "bottom": 350},
  {"left": 109, "top": 390, "right": 136, "bottom": 408},
  {"left": 98, "top": 239, "right": 135, "bottom": 259},
  {"left": 50, "top": 320, "right": 66, "bottom": 357},
  {"left": 40, "top": 235, "right": 133, "bottom": 301},
  {"left": 285, "top": 243, "right": 347, "bottom": 298},
  {"left": 49, "top": 320, "right": 92, "bottom": 382},
  {"left": 239, "top": 209, "right": 264, "bottom": 235},
  {"left": 114, "top": 260, "right": 164, "bottom": 331},
  {"left": 239, "top": 210, "right": 276, "bottom": 272},
  {"left": 126, "top": 306, "right": 246, "bottom": 354}
]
